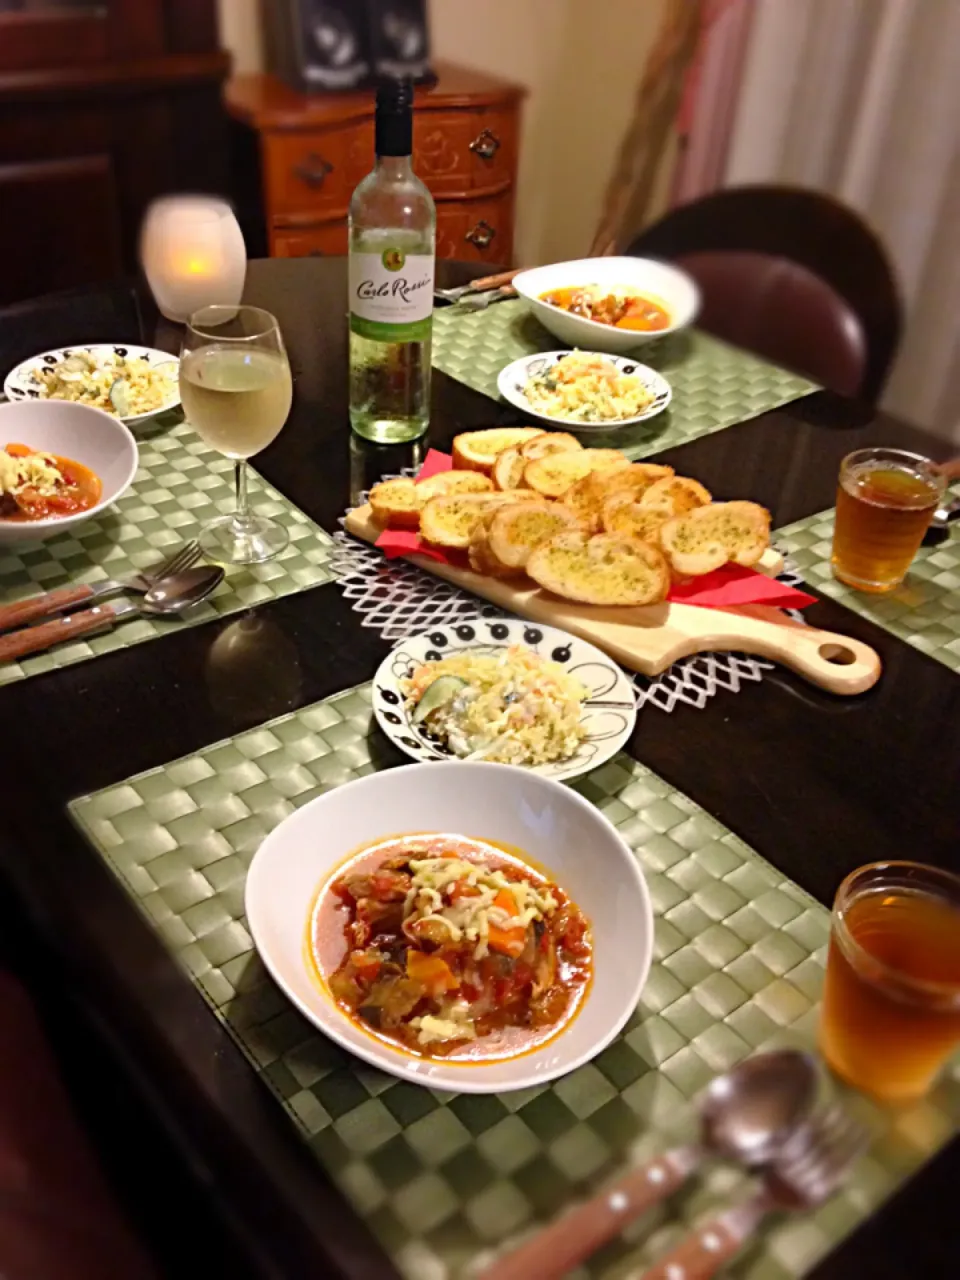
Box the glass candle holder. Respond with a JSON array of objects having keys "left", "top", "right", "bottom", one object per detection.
[{"left": 140, "top": 196, "right": 247, "bottom": 323}]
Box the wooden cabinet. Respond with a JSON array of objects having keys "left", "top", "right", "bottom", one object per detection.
[
  {"left": 0, "top": 0, "right": 229, "bottom": 306},
  {"left": 225, "top": 66, "right": 525, "bottom": 263}
]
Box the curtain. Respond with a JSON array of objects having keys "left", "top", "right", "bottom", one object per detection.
[{"left": 723, "top": 0, "right": 960, "bottom": 440}]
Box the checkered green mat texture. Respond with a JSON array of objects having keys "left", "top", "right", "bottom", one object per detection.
[
  {"left": 777, "top": 509, "right": 960, "bottom": 673},
  {"left": 0, "top": 417, "right": 335, "bottom": 686},
  {"left": 432, "top": 302, "right": 817, "bottom": 459},
  {"left": 68, "top": 683, "right": 959, "bottom": 1280}
]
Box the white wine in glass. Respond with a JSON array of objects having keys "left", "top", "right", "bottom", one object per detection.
[{"left": 180, "top": 305, "right": 293, "bottom": 563}]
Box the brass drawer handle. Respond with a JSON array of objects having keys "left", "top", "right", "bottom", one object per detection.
[
  {"left": 465, "top": 220, "right": 496, "bottom": 249},
  {"left": 469, "top": 128, "right": 501, "bottom": 160},
  {"left": 293, "top": 153, "right": 333, "bottom": 188}
]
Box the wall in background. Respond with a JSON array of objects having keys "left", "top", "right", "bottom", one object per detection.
[{"left": 216, "top": 0, "right": 676, "bottom": 264}]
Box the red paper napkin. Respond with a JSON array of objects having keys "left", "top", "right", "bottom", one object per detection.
[{"left": 373, "top": 452, "right": 815, "bottom": 609}]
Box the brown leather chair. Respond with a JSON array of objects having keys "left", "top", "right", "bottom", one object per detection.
[{"left": 626, "top": 185, "right": 902, "bottom": 402}]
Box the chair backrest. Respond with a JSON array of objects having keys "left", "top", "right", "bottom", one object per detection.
[
  {"left": 0, "top": 282, "right": 145, "bottom": 382},
  {"left": 626, "top": 185, "right": 902, "bottom": 402}
]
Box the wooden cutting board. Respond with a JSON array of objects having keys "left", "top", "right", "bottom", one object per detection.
[{"left": 344, "top": 506, "right": 881, "bottom": 695}]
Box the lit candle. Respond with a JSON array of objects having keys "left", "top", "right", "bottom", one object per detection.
[{"left": 140, "top": 196, "right": 247, "bottom": 323}]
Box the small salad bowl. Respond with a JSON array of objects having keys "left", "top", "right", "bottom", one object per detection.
[
  {"left": 245, "top": 761, "right": 653, "bottom": 1092},
  {"left": 497, "top": 351, "right": 671, "bottom": 433},
  {"left": 372, "top": 618, "right": 637, "bottom": 782}
]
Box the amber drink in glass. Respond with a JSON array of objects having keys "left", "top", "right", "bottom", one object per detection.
[
  {"left": 831, "top": 447, "right": 944, "bottom": 592},
  {"left": 820, "top": 862, "right": 960, "bottom": 1101}
]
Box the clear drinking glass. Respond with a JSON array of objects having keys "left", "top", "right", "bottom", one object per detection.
[
  {"left": 831, "top": 447, "right": 945, "bottom": 592},
  {"left": 179, "top": 305, "right": 293, "bottom": 564},
  {"left": 820, "top": 861, "right": 960, "bottom": 1101}
]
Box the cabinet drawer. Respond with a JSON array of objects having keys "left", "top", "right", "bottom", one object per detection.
[
  {"left": 264, "top": 121, "right": 373, "bottom": 218},
  {"left": 414, "top": 106, "right": 516, "bottom": 198},
  {"left": 272, "top": 223, "right": 347, "bottom": 257},
  {"left": 436, "top": 192, "right": 515, "bottom": 263}
]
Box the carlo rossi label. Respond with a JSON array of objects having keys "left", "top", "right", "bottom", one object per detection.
[{"left": 349, "top": 247, "right": 435, "bottom": 341}]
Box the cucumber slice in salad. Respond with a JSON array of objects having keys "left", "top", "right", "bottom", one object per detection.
[{"left": 411, "top": 675, "right": 467, "bottom": 724}]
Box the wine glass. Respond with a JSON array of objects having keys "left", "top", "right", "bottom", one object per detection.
[{"left": 179, "top": 305, "right": 293, "bottom": 564}]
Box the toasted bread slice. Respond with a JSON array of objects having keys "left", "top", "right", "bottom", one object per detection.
[
  {"left": 520, "top": 432, "right": 583, "bottom": 461},
  {"left": 640, "top": 475, "right": 712, "bottom": 515},
  {"left": 601, "top": 495, "right": 673, "bottom": 544},
  {"left": 486, "top": 501, "right": 581, "bottom": 571},
  {"left": 527, "top": 532, "right": 670, "bottom": 606},
  {"left": 369, "top": 478, "right": 422, "bottom": 529},
  {"left": 417, "top": 470, "right": 494, "bottom": 501},
  {"left": 660, "top": 501, "right": 771, "bottom": 576},
  {"left": 468, "top": 530, "right": 514, "bottom": 577},
  {"left": 452, "top": 428, "right": 545, "bottom": 473},
  {"left": 563, "top": 462, "right": 675, "bottom": 532},
  {"left": 524, "top": 449, "right": 627, "bottom": 499},
  {"left": 492, "top": 446, "right": 530, "bottom": 492},
  {"left": 420, "top": 491, "right": 542, "bottom": 549}
]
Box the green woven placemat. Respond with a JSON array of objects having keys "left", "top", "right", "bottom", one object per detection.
[
  {"left": 0, "top": 418, "right": 335, "bottom": 686},
  {"left": 432, "top": 302, "right": 817, "bottom": 458},
  {"left": 69, "top": 683, "right": 959, "bottom": 1280},
  {"left": 777, "top": 509, "right": 960, "bottom": 673}
]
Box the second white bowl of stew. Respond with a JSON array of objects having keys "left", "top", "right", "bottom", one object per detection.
[
  {"left": 0, "top": 399, "right": 138, "bottom": 546},
  {"left": 513, "top": 255, "right": 700, "bottom": 354},
  {"left": 245, "top": 761, "right": 653, "bottom": 1092}
]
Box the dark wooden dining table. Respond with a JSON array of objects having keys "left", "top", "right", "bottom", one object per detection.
[{"left": 0, "top": 257, "right": 958, "bottom": 1280}]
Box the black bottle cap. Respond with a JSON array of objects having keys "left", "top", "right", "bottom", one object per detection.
[{"left": 375, "top": 77, "right": 413, "bottom": 157}]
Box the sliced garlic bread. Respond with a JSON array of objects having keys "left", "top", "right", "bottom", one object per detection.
[
  {"left": 468, "top": 529, "right": 514, "bottom": 577},
  {"left": 492, "top": 446, "right": 529, "bottom": 491},
  {"left": 563, "top": 462, "right": 675, "bottom": 532},
  {"left": 486, "top": 501, "right": 581, "bottom": 571},
  {"left": 640, "top": 475, "right": 712, "bottom": 515},
  {"left": 417, "top": 470, "right": 494, "bottom": 501},
  {"left": 420, "top": 491, "right": 541, "bottom": 550},
  {"left": 564, "top": 462, "right": 673, "bottom": 530},
  {"left": 520, "top": 432, "right": 583, "bottom": 461},
  {"left": 369, "top": 478, "right": 421, "bottom": 529},
  {"left": 601, "top": 495, "right": 673, "bottom": 544},
  {"left": 452, "top": 427, "right": 545, "bottom": 473},
  {"left": 524, "top": 449, "right": 627, "bottom": 499},
  {"left": 660, "top": 501, "right": 771, "bottom": 576},
  {"left": 527, "top": 531, "right": 670, "bottom": 606}
]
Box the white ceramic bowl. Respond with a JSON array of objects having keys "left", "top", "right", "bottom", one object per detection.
[
  {"left": 0, "top": 399, "right": 138, "bottom": 546},
  {"left": 513, "top": 256, "right": 700, "bottom": 354},
  {"left": 245, "top": 762, "right": 653, "bottom": 1093}
]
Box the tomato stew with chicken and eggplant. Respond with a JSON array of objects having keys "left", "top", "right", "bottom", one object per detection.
[
  {"left": 539, "top": 285, "right": 671, "bottom": 332},
  {"left": 311, "top": 834, "right": 592, "bottom": 1061},
  {"left": 0, "top": 443, "right": 102, "bottom": 521}
]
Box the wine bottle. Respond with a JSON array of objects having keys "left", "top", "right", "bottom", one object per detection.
[{"left": 348, "top": 78, "right": 436, "bottom": 443}]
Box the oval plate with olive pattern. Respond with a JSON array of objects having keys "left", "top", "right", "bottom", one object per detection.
[{"left": 372, "top": 618, "right": 637, "bottom": 781}]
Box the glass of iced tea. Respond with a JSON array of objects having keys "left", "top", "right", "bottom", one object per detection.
[
  {"left": 832, "top": 447, "right": 945, "bottom": 592},
  {"left": 820, "top": 861, "right": 960, "bottom": 1102}
]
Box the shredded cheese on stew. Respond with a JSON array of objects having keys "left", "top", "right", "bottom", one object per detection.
[
  {"left": 321, "top": 839, "right": 592, "bottom": 1057},
  {"left": 0, "top": 449, "right": 63, "bottom": 498},
  {"left": 404, "top": 858, "right": 558, "bottom": 962}
]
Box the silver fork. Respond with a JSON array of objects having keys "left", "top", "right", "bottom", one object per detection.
[
  {"left": 0, "top": 539, "right": 202, "bottom": 632},
  {"left": 640, "top": 1104, "right": 869, "bottom": 1280}
]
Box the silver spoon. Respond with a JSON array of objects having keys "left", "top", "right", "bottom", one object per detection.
[
  {"left": 640, "top": 1101, "right": 868, "bottom": 1280},
  {"left": 482, "top": 1050, "right": 818, "bottom": 1280},
  {"left": 0, "top": 565, "right": 224, "bottom": 664}
]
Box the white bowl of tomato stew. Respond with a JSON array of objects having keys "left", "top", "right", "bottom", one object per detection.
[
  {"left": 513, "top": 256, "right": 700, "bottom": 354},
  {"left": 0, "top": 399, "right": 138, "bottom": 545},
  {"left": 245, "top": 761, "right": 653, "bottom": 1093}
]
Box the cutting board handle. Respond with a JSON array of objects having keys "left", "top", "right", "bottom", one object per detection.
[{"left": 698, "top": 606, "right": 880, "bottom": 695}]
